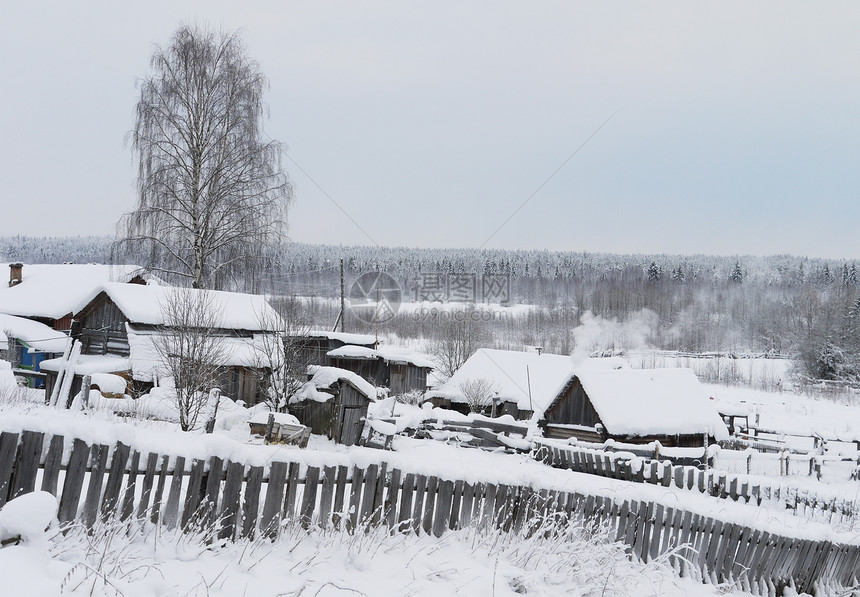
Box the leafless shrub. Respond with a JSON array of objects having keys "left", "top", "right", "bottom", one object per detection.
[
  {"left": 251, "top": 296, "right": 312, "bottom": 411},
  {"left": 153, "top": 289, "right": 228, "bottom": 431},
  {"left": 431, "top": 305, "right": 490, "bottom": 381},
  {"left": 459, "top": 377, "right": 496, "bottom": 413}
]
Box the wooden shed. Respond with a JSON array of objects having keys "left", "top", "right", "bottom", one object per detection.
[
  {"left": 288, "top": 366, "right": 377, "bottom": 446},
  {"left": 327, "top": 345, "right": 433, "bottom": 396},
  {"left": 541, "top": 368, "right": 729, "bottom": 447}
]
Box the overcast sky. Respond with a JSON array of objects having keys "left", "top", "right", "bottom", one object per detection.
[{"left": 1, "top": 2, "right": 859, "bottom": 259}]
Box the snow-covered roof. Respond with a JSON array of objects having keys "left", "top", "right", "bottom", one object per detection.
[
  {"left": 126, "top": 326, "right": 279, "bottom": 382},
  {"left": 301, "top": 330, "right": 378, "bottom": 346},
  {"left": 428, "top": 349, "right": 576, "bottom": 412},
  {"left": 41, "top": 326, "right": 279, "bottom": 383},
  {"left": 327, "top": 345, "right": 436, "bottom": 369},
  {"left": 92, "top": 283, "right": 281, "bottom": 331},
  {"left": 0, "top": 263, "right": 149, "bottom": 320},
  {"left": 0, "top": 314, "right": 68, "bottom": 353},
  {"left": 573, "top": 368, "right": 729, "bottom": 440},
  {"left": 40, "top": 354, "right": 131, "bottom": 376},
  {"left": 303, "top": 365, "right": 377, "bottom": 401}
]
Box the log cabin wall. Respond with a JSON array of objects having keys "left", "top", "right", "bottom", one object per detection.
[
  {"left": 389, "top": 363, "right": 429, "bottom": 395},
  {"left": 543, "top": 378, "right": 602, "bottom": 429},
  {"left": 77, "top": 293, "right": 130, "bottom": 356}
]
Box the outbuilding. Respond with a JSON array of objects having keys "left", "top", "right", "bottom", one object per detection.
[
  {"left": 288, "top": 366, "right": 377, "bottom": 446},
  {"left": 540, "top": 368, "right": 729, "bottom": 446},
  {"left": 327, "top": 345, "right": 434, "bottom": 396}
]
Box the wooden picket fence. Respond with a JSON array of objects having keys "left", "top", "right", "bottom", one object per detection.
[
  {"left": 1, "top": 429, "right": 860, "bottom": 594},
  {"left": 535, "top": 439, "right": 859, "bottom": 525}
]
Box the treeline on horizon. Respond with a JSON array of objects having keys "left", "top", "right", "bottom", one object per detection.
[{"left": 2, "top": 235, "right": 859, "bottom": 383}]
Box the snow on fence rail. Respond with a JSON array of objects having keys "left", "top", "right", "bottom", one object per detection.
[
  {"left": 534, "top": 439, "right": 859, "bottom": 526},
  {"left": 2, "top": 429, "right": 860, "bottom": 594}
]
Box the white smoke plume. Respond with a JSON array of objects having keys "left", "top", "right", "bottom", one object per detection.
[{"left": 570, "top": 309, "right": 658, "bottom": 365}]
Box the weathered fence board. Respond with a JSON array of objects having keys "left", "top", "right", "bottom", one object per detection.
[
  {"left": 219, "top": 460, "right": 244, "bottom": 540},
  {"left": 241, "top": 465, "right": 263, "bottom": 539},
  {"left": 81, "top": 444, "right": 108, "bottom": 528},
  {"left": 10, "top": 431, "right": 44, "bottom": 500},
  {"left": 121, "top": 450, "right": 140, "bottom": 522},
  {"left": 57, "top": 438, "right": 88, "bottom": 523},
  {"left": 102, "top": 442, "right": 130, "bottom": 521},
  {"left": 0, "top": 432, "right": 19, "bottom": 508},
  {"left": 137, "top": 452, "right": 159, "bottom": 520},
  {"left": 161, "top": 455, "right": 182, "bottom": 527},
  {"left": 261, "top": 461, "right": 287, "bottom": 538},
  {"left": 40, "top": 434, "right": 64, "bottom": 496}
]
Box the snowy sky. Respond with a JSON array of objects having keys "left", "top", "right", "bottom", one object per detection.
[{"left": 1, "top": 2, "right": 859, "bottom": 259}]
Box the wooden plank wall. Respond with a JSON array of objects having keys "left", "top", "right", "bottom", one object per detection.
[{"left": 0, "top": 429, "right": 857, "bottom": 594}]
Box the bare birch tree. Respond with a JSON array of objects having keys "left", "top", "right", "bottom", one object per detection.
[
  {"left": 154, "top": 288, "right": 228, "bottom": 431},
  {"left": 117, "top": 24, "right": 292, "bottom": 290}
]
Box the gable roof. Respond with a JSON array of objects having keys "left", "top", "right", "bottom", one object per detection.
[
  {"left": 428, "top": 348, "right": 578, "bottom": 413},
  {"left": 327, "top": 345, "right": 436, "bottom": 369},
  {"left": 301, "top": 330, "right": 377, "bottom": 346},
  {"left": 0, "top": 313, "right": 69, "bottom": 353},
  {"left": 85, "top": 283, "right": 281, "bottom": 331},
  {"left": 572, "top": 368, "right": 729, "bottom": 440},
  {"left": 0, "top": 263, "right": 149, "bottom": 320}
]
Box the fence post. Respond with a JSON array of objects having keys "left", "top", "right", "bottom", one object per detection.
[
  {"left": 204, "top": 389, "right": 221, "bottom": 434},
  {"left": 746, "top": 451, "right": 752, "bottom": 476},
  {"left": 7, "top": 336, "right": 20, "bottom": 370},
  {"left": 265, "top": 413, "right": 275, "bottom": 444},
  {"left": 80, "top": 375, "right": 92, "bottom": 410}
]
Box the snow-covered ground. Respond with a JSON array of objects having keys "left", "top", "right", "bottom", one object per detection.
[
  {"left": 0, "top": 491, "right": 748, "bottom": 597},
  {"left": 2, "top": 362, "right": 860, "bottom": 595},
  {"left": 709, "top": 383, "right": 860, "bottom": 447}
]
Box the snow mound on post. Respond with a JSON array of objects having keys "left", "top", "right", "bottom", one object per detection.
[
  {"left": 90, "top": 373, "right": 127, "bottom": 396},
  {"left": 306, "top": 365, "right": 378, "bottom": 400},
  {"left": 0, "top": 492, "right": 57, "bottom": 545}
]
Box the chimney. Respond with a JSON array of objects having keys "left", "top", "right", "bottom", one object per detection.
[{"left": 8, "top": 263, "right": 22, "bottom": 287}]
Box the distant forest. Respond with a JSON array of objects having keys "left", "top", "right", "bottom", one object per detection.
[{"left": 2, "top": 235, "right": 859, "bottom": 383}]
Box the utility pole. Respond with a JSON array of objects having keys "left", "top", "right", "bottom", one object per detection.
[
  {"left": 375, "top": 283, "right": 379, "bottom": 349},
  {"left": 340, "top": 258, "right": 346, "bottom": 333}
]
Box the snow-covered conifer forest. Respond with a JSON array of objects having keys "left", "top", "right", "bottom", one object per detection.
[{"left": 4, "top": 235, "right": 858, "bottom": 387}]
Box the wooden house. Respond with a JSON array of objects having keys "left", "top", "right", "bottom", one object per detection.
[
  {"left": 288, "top": 366, "right": 377, "bottom": 446},
  {"left": 0, "top": 263, "right": 149, "bottom": 332},
  {"left": 42, "top": 283, "right": 282, "bottom": 405},
  {"left": 327, "top": 345, "right": 434, "bottom": 396},
  {"left": 0, "top": 314, "right": 68, "bottom": 388},
  {"left": 540, "top": 368, "right": 729, "bottom": 447}
]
